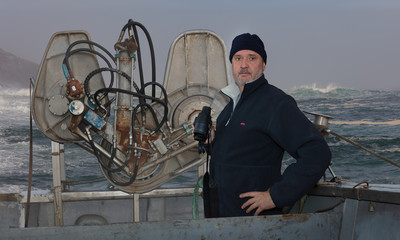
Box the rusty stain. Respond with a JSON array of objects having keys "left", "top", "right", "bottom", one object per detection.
[
  {"left": 66, "top": 78, "right": 84, "bottom": 98},
  {"left": 116, "top": 107, "right": 131, "bottom": 152},
  {"left": 118, "top": 57, "right": 133, "bottom": 61},
  {"left": 114, "top": 37, "right": 138, "bottom": 55},
  {"left": 124, "top": 132, "right": 159, "bottom": 175},
  {"left": 281, "top": 213, "right": 312, "bottom": 223},
  {"left": 68, "top": 114, "right": 83, "bottom": 133},
  {"left": 115, "top": 108, "right": 160, "bottom": 178}
]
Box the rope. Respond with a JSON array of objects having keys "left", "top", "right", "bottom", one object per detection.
[
  {"left": 192, "top": 175, "right": 204, "bottom": 219},
  {"left": 25, "top": 78, "right": 34, "bottom": 228},
  {"left": 328, "top": 130, "right": 400, "bottom": 168},
  {"left": 353, "top": 181, "right": 369, "bottom": 200}
]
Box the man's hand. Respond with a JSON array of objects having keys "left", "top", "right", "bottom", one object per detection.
[
  {"left": 204, "top": 126, "right": 215, "bottom": 144},
  {"left": 240, "top": 189, "right": 276, "bottom": 216}
]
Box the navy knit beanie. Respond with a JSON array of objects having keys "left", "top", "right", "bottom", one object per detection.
[{"left": 229, "top": 33, "right": 267, "bottom": 63}]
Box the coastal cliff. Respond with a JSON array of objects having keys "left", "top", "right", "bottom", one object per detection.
[{"left": 0, "top": 48, "right": 39, "bottom": 89}]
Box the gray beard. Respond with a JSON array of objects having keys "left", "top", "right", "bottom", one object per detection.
[{"left": 234, "top": 78, "right": 246, "bottom": 86}]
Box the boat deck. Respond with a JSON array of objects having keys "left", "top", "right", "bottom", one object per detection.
[{"left": 1, "top": 183, "right": 400, "bottom": 239}]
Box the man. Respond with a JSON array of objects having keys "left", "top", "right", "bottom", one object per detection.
[{"left": 209, "top": 33, "right": 331, "bottom": 217}]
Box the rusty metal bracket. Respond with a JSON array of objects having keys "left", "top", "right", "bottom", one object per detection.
[{"left": 114, "top": 37, "right": 138, "bottom": 55}]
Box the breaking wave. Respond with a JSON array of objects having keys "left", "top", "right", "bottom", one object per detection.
[
  {"left": 0, "top": 88, "right": 30, "bottom": 115},
  {"left": 285, "top": 83, "right": 397, "bottom": 100},
  {"left": 1, "top": 85, "right": 400, "bottom": 192},
  {"left": 0, "top": 88, "right": 30, "bottom": 97}
]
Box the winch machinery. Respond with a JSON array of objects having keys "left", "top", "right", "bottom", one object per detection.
[{"left": 32, "top": 20, "right": 230, "bottom": 193}]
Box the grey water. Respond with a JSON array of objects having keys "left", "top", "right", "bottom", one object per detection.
[{"left": 0, "top": 86, "right": 399, "bottom": 193}]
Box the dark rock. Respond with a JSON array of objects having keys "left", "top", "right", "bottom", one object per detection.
[{"left": 0, "top": 48, "right": 39, "bottom": 89}]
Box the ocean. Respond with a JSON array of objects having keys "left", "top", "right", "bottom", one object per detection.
[{"left": 1, "top": 85, "right": 399, "bottom": 193}]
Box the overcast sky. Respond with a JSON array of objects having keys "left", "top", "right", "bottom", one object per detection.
[{"left": 1, "top": 0, "right": 399, "bottom": 90}]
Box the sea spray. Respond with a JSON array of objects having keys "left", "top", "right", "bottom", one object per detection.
[{"left": 1, "top": 86, "right": 399, "bottom": 192}]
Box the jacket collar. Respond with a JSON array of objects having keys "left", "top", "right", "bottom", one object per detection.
[
  {"left": 221, "top": 82, "right": 241, "bottom": 108},
  {"left": 240, "top": 74, "right": 268, "bottom": 99},
  {"left": 221, "top": 74, "right": 268, "bottom": 109}
]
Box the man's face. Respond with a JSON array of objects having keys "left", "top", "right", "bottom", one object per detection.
[{"left": 231, "top": 49, "right": 266, "bottom": 86}]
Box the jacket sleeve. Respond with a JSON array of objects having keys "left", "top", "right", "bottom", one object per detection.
[{"left": 268, "top": 95, "right": 331, "bottom": 208}]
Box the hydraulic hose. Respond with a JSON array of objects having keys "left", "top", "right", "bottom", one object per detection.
[
  {"left": 63, "top": 40, "right": 115, "bottom": 79},
  {"left": 92, "top": 84, "right": 168, "bottom": 186},
  {"left": 63, "top": 48, "right": 115, "bottom": 86},
  {"left": 139, "top": 81, "right": 168, "bottom": 133},
  {"left": 106, "top": 148, "right": 140, "bottom": 186},
  {"left": 93, "top": 86, "right": 168, "bottom": 133},
  {"left": 119, "top": 19, "right": 157, "bottom": 99},
  {"left": 84, "top": 127, "right": 130, "bottom": 173},
  {"left": 84, "top": 67, "right": 140, "bottom": 110},
  {"left": 76, "top": 20, "right": 168, "bottom": 187}
]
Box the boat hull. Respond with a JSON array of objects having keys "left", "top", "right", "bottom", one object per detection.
[{"left": 1, "top": 183, "right": 400, "bottom": 239}]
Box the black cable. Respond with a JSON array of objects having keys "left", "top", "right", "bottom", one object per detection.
[
  {"left": 84, "top": 127, "right": 130, "bottom": 173},
  {"left": 83, "top": 125, "right": 137, "bottom": 185},
  {"left": 90, "top": 84, "right": 168, "bottom": 186},
  {"left": 84, "top": 67, "right": 140, "bottom": 111},
  {"left": 94, "top": 87, "right": 168, "bottom": 132},
  {"left": 130, "top": 102, "right": 160, "bottom": 142},
  {"left": 102, "top": 85, "right": 168, "bottom": 185},
  {"left": 74, "top": 20, "right": 167, "bottom": 187},
  {"left": 120, "top": 19, "right": 156, "bottom": 99},
  {"left": 107, "top": 148, "right": 140, "bottom": 186},
  {"left": 140, "top": 81, "right": 168, "bottom": 131},
  {"left": 64, "top": 40, "right": 115, "bottom": 78},
  {"left": 63, "top": 48, "right": 115, "bottom": 86}
]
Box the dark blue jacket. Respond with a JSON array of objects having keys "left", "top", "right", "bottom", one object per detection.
[{"left": 211, "top": 75, "right": 331, "bottom": 217}]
